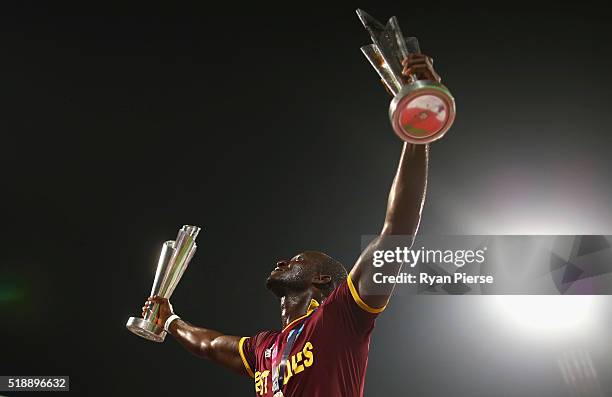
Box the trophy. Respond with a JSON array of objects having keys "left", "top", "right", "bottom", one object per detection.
[
  {"left": 126, "top": 225, "right": 201, "bottom": 342},
  {"left": 357, "top": 9, "right": 456, "bottom": 144}
]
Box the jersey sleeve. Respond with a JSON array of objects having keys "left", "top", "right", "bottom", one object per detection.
[
  {"left": 320, "top": 272, "right": 387, "bottom": 337},
  {"left": 238, "top": 330, "right": 274, "bottom": 378},
  {"left": 238, "top": 335, "right": 256, "bottom": 378}
]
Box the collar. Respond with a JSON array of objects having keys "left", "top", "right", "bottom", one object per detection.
[{"left": 281, "top": 299, "right": 319, "bottom": 332}]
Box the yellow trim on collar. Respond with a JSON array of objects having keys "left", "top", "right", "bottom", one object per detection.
[
  {"left": 307, "top": 298, "right": 320, "bottom": 312},
  {"left": 238, "top": 336, "right": 255, "bottom": 378},
  {"left": 347, "top": 272, "right": 387, "bottom": 314},
  {"left": 281, "top": 299, "right": 319, "bottom": 332}
]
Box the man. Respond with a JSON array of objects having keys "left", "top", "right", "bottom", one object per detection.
[{"left": 142, "top": 53, "right": 438, "bottom": 396}]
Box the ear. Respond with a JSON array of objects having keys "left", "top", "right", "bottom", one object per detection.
[{"left": 312, "top": 273, "right": 332, "bottom": 286}]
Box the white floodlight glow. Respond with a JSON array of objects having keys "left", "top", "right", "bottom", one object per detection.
[{"left": 493, "top": 295, "right": 596, "bottom": 336}]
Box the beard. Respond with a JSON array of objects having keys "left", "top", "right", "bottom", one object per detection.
[{"left": 266, "top": 268, "right": 311, "bottom": 298}]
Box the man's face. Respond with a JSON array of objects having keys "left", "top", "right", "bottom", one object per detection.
[{"left": 266, "top": 252, "right": 322, "bottom": 297}]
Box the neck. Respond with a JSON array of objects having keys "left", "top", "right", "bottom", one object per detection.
[{"left": 279, "top": 290, "right": 315, "bottom": 330}]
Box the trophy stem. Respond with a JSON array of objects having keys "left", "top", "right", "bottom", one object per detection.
[
  {"left": 361, "top": 44, "right": 402, "bottom": 95},
  {"left": 388, "top": 17, "right": 410, "bottom": 60}
]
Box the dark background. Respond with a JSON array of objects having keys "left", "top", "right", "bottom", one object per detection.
[{"left": 1, "top": 2, "right": 611, "bottom": 396}]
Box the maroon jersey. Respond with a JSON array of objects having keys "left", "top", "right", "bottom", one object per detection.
[{"left": 238, "top": 275, "right": 385, "bottom": 396}]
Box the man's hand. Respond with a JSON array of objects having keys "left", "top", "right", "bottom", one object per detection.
[
  {"left": 402, "top": 53, "right": 441, "bottom": 83},
  {"left": 142, "top": 296, "right": 174, "bottom": 326}
]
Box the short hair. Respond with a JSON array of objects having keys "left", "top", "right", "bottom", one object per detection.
[{"left": 317, "top": 254, "right": 348, "bottom": 298}]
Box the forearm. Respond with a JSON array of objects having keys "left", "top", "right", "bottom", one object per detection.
[
  {"left": 168, "top": 319, "right": 246, "bottom": 376},
  {"left": 382, "top": 142, "right": 429, "bottom": 237},
  {"left": 168, "top": 319, "right": 224, "bottom": 358}
]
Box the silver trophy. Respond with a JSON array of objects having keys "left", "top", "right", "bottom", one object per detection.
[
  {"left": 357, "top": 9, "right": 456, "bottom": 144},
  {"left": 126, "top": 225, "right": 201, "bottom": 342}
]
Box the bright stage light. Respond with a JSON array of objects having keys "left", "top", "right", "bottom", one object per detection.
[{"left": 493, "top": 295, "right": 596, "bottom": 336}]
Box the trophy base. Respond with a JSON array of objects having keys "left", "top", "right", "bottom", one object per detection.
[
  {"left": 126, "top": 316, "right": 167, "bottom": 343},
  {"left": 389, "top": 80, "right": 456, "bottom": 144}
]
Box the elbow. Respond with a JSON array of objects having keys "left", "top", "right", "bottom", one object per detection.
[
  {"left": 381, "top": 220, "right": 397, "bottom": 235},
  {"left": 382, "top": 218, "right": 421, "bottom": 238},
  {"left": 196, "top": 336, "right": 224, "bottom": 360},
  {"left": 196, "top": 339, "right": 214, "bottom": 359}
]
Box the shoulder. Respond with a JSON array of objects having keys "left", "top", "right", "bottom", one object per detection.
[
  {"left": 239, "top": 329, "right": 279, "bottom": 377},
  {"left": 246, "top": 329, "right": 277, "bottom": 347},
  {"left": 322, "top": 275, "right": 386, "bottom": 315},
  {"left": 313, "top": 277, "right": 383, "bottom": 336}
]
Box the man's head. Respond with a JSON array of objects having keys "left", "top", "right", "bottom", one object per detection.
[{"left": 266, "top": 251, "right": 347, "bottom": 301}]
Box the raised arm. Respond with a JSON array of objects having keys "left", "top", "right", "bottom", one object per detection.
[
  {"left": 143, "top": 296, "right": 250, "bottom": 377},
  {"left": 349, "top": 54, "right": 438, "bottom": 310}
]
